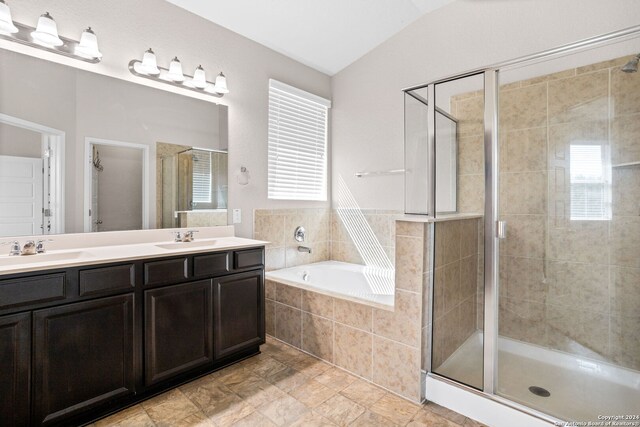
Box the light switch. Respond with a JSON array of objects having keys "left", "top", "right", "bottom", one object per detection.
[{"left": 232, "top": 208, "right": 242, "bottom": 224}]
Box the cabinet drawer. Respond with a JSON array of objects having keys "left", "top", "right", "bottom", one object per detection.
[
  {"left": 79, "top": 264, "right": 135, "bottom": 297},
  {"left": 0, "top": 273, "right": 66, "bottom": 311},
  {"left": 194, "top": 252, "right": 229, "bottom": 277},
  {"left": 233, "top": 249, "right": 264, "bottom": 270},
  {"left": 144, "top": 258, "right": 189, "bottom": 286}
]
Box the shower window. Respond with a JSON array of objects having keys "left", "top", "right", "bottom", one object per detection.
[
  {"left": 569, "top": 143, "right": 611, "bottom": 221},
  {"left": 192, "top": 150, "right": 213, "bottom": 204}
]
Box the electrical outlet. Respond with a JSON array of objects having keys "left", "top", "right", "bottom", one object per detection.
[{"left": 232, "top": 209, "right": 242, "bottom": 224}]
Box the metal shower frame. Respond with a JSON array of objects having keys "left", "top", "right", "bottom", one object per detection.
[{"left": 403, "top": 24, "right": 640, "bottom": 424}]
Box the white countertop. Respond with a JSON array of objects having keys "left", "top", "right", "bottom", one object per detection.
[{"left": 0, "top": 227, "right": 267, "bottom": 276}]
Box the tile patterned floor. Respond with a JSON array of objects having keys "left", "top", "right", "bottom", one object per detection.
[{"left": 91, "top": 337, "right": 485, "bottom": 427}]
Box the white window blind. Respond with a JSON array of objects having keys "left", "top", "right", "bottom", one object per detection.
[
  {"left": 268, "top": 79, "right": 331, "bottom": 201},
  {"left": 569, "top": 144, "right": 611, "bottom": 221},
  {"left": 192, "top": 150, "right": 212, "bottom": 204}
]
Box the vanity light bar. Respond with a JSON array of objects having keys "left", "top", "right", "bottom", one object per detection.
[
  {"left": 128, "top": 49, "right": 228, "bottom": 98},
  {"left": 0, "top": 3, "right": 102, "bottom": 63}
]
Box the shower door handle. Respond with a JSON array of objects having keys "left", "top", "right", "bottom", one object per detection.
[{"left": 497, "top": 221, "right": 507, "bottom": 239}]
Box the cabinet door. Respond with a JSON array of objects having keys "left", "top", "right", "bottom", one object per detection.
[
  {"left": 213, "top": 270, "right": 265, "bottom": 359},
  {"left": 0, "top": 313, "right": 30, "bottom": 427},
  {"left": 145, "top": 280, "right": 213, "bottom": 385},
  {"left": 33, "top": 294, "right": 135, "bottom": 426}
]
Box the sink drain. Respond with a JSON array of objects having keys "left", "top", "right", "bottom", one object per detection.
[{"left": 528, "top": 386, "right": 551, "bottom": 397}]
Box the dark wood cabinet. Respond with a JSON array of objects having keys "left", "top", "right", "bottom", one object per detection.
[
  {"left": 0, "top": 246, "right": 264, "bottom": 426},
  {"left": 33, "top": 294, "right": 135, "bottom": 426},
  {"left": 214, "top": 270, "right": 265, "bottom": 359},
  {"left": 0, "top": 313, "right": 30, "bottom": 427},
  {"left": 145, "top": 280, "right": 213, "bottom": 385}
]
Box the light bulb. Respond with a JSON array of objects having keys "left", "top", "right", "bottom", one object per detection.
[
  {"left": 75, "top": 27, "right": 102, "bottom": 59},
  {"left": 214, "top": 72, "right": 229, "bottom": 94},
  {"left": 0, "top": 0, "right": 18, "bottom": 34},
  {"left": 167, "top": 57, "right": 185, "bottom": 82},
  {"left": 139, "top": 48, "right": 160, "bottom": 75},
  {"left": 31, "top": 12, "right": 63, "bottom": 47},
  {"left": 190, "top": 65, "right": 207, "bottom": 89}
]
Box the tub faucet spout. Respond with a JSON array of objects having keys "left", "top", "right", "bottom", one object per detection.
[{"left": 298, "top": 245, "right": 312, "bottom": 254}]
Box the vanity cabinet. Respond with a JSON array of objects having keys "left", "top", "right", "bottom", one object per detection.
[
  {"left": 214, "top": 270, "right": 265, "bottom": 359},
  {"left": 0, "top": 245, "right": 265, "bottom": 427},
  {"left": 0, "top": 313, "right": 30, "bottom": 427},
  {"left": 145, "top": 280, "right": 214, "bottom": 385},
  {"left": 33, "top": 295, "right": 135, "bottom": 426}
]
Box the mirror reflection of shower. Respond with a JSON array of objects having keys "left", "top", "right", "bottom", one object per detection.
[{"left": 160, "top": 146, "right": 228, "bottom": 228}]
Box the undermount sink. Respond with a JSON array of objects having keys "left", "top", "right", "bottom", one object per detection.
[
  {"left": 155, "top": 239, "right": 218, "bottom": 250},
  {"left": 0, "top": 251, "right": 92, "bottom": 267}
]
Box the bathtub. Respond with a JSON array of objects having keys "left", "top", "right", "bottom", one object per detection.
[{"left": 265, "top": 261, "right": 395, "bottom": 309}]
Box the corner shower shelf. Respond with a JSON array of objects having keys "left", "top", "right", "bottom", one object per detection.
[
  {"left": 612, "top": 161, "right": 640, "bottom": 168},
  {"left": 355, "top": 169, "right": 405, "bottom": 178}
]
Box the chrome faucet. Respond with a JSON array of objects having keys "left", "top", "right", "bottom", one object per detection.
[
  {"left": 2, "top": 241, "right": 21, "bottom": 256},
  {"left": 297, "top": 246, "right": 312, "bottom": 254},
  {"left": 36, "top": 239, "right": 52, "bottom": 253},
  {"left": 170, "top": 230, "right": 199, "bottom": 242}
]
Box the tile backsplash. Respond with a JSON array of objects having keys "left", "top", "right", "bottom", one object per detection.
[{"left": 254, "top": 208, "right": 402, "bottom": 271}]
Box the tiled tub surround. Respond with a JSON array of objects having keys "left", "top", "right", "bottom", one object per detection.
[
  {"left": 451, "top": 55, "right": 640, "bottom": 371},
  {"left": 253, "top": 208, "right": 402, "bottom": 271},
  {"left": 265, "top": 221, "right": 430, "bottom": 402}
]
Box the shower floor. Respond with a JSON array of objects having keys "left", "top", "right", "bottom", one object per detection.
[{"left": 435, "top": 332, "right": 640, "bottom": 422}]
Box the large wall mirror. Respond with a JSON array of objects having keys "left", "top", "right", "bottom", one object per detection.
[{"left": 0, "top": 49, "right": 228, "bottom": 238}]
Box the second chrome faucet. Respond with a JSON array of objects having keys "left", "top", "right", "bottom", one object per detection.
[{"left": 294, "top": 226, "right": 312, "bottom": 253}]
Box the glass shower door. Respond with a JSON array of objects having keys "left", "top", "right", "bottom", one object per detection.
[
  {"left": 495, "top": 38, "right": 640, "bottom": 421},
  {"left": 431, "top": 73, "right": 486, "bottom": 390}
]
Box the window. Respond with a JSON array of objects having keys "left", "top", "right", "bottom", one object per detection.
[
  {"left": 268, "top": 79, "right": 331, "bottom": 201},
  {"left": 569, "top": 144, "right": 611, "bottom": 220},
  {"left": 192, "top": 150, "right": 212, "bottom": 204}
]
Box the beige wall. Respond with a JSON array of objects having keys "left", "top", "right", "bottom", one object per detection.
[
  {"left": 331, "top": 0, "right": 640, "bottom": 212},
  {"left": 1, "top": 0, "right": 331, "bottom": 237},
  {"left": 0, "top": 123, "right": 42, "bottom": 158}
]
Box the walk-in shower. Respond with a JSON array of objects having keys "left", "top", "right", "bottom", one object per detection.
[{"left": 405, "top": 26, "right": 640, "bottom": 424}]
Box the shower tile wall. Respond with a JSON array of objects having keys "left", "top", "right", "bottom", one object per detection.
[
  {"left": 432, "top": 218, "right": 482, "bottom": 369},
  {"left": 453, "top": 55, "right": 640, "bottom": 371}
]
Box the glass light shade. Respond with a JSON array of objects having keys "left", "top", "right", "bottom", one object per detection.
[
  {"left": 0, "top": 1, "right": 18, "bottom": 34},
  {"left": 191, "top": 65, "right": 207, "bottom": 89},
  {"left": 214, "top": 72, "right": 229, "bottom": 94},
  {"left": 167, "top": 57, "right": 185, "bottom": 82},
  {"left": 140, "top": 48, "right": 160, "bottom": 75},
  {"left": 30, "top": 12, "right": 63, "bottom": 47},
  {"left": 75, "top": 27, "right": 102, "bottom": 58}
]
